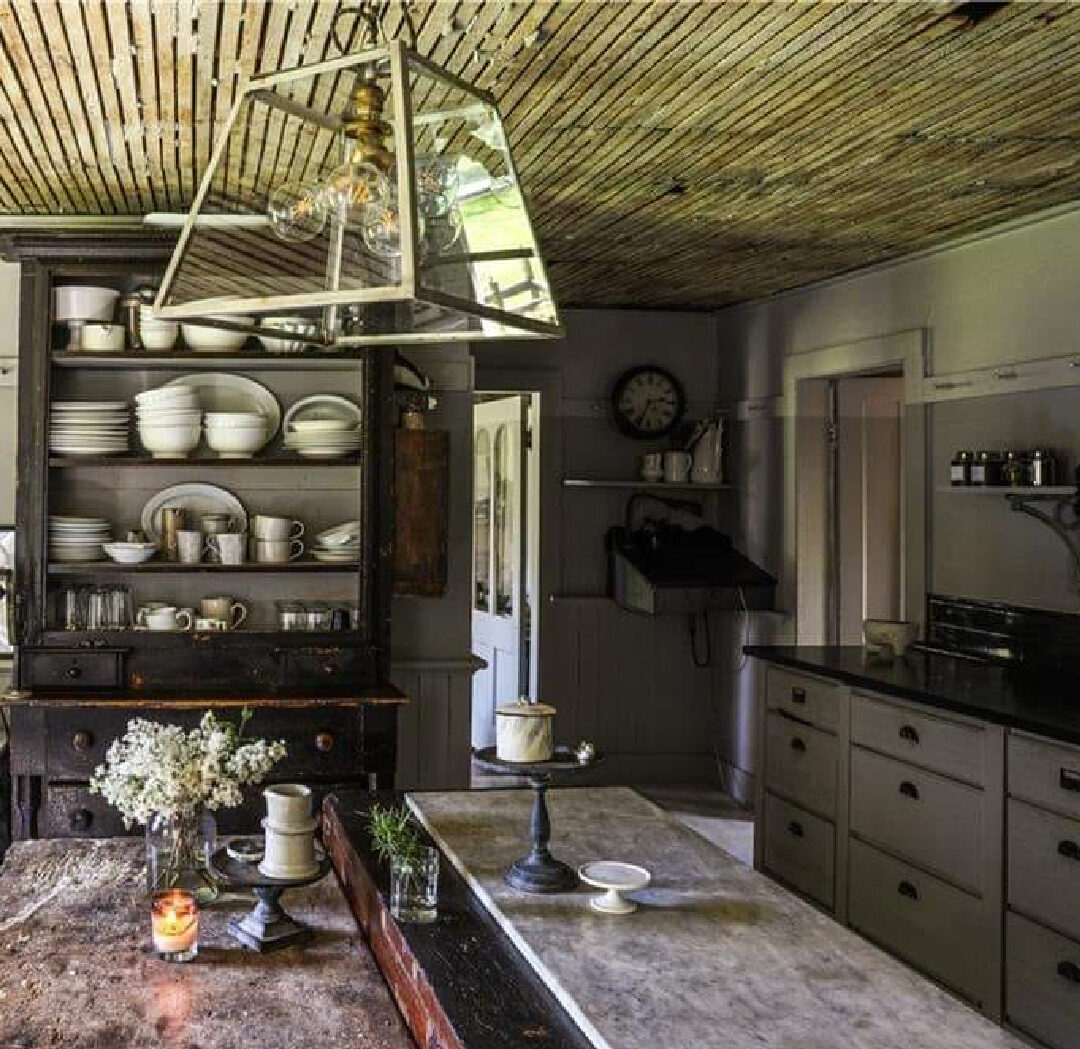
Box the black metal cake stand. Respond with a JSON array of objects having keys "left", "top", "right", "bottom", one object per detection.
[
  {"left": 472, "top": 745, "right": 603, "bottom": 894},
  {"left": 209, "top": 847, "right": 331, "bottom": 953}
]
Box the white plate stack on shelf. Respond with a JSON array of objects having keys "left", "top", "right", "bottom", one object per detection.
[
  {"left": 282, "top": 395, "right": 362, "bottom": 459},
  {"left": 49, "top": 401, "right": 131, "bottom": 457},
  {"left": 134, "top": 384, "right": 202, "bottom": 458},
  {"left": 49, "top": 515, "right": 112, "bottom": 563},
  {"left": 310, "top": 520, "right": 360, "bottom": 563}
]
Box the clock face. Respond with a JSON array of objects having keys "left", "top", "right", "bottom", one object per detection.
[{"left": 611, "top": 366, "right": 685, "bottom": 439}]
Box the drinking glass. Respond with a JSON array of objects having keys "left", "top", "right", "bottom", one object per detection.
[{"left": 390, "top": 847, "right": 439, "bottom": 923}]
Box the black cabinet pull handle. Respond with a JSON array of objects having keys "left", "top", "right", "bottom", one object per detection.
[
  {"left": 899, "top": 780, "right": 920, "bottom": 800},
  {"left": 70, "top": 809, "right": 93, "bottom": 831},
  {"left": 897, "top": 880, "right": 919, "bottom": 900},
  {"left": 1058, "top": 840, "right": 1080, "bottom": 861},
  {"left": 1058, "top": 961, "right": 1080, "bottom": 983},
  {"left": 314, "top": 731, "right": 335, "bottom": 753},
  {"left": 899, "top": 725, "right": 920, "bottom": 744},
  {"left": 71, "top": 731, "right": 93, "bottom": 753},
  {"left": 787, "top": 821, "right": 804, "bottom": 838},
  {"left": 791, "top": 687, "right": 806, "bottom": 705},
  {"left": 1061, "top": 769, "right": 1080, "bottom": 793},
  {"left": 790, "top": 737, "right": 806, "bottom": 753},
  {"left": 65, "top": 665, "right": 82, "bottom": 680}
]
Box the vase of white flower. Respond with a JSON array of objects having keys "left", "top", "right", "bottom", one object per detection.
[{"left": 90, "top": 708, "right": 287, "bottom": 903}]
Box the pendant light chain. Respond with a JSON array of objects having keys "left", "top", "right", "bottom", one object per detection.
[{"left": 332, "top": 2, "right": 418, "bottom": 55}]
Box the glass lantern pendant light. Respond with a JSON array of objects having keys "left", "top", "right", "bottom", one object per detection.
[{"left": 154, "top": 2, "right": 561, "bottom": 348}]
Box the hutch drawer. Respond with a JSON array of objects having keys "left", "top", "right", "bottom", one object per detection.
[
  {"left": 1010, "top": 732, "right": 1080, "bottom": 821},
  {"left": 849, "top": 837, "right": 990, "bottom": 1008},
  {"left": 850, "top": 747, "right": 983, "bottom": 895},
  {"left": 1006, "top": 911, "right": 1080, "bottom": 1049},
  {"left": 765, "top": 667, "right": 840, "bottom": 732},
  {"left": 21, "top": 649, "right": 124, "bottom": 689},
  {"left": 761, "top": 791, "right": 834, "bottom": 910},
  {"left": 764, "top": 711, "right": 838, "bottom": 819},
  {"left": 1008, "top": 798, "right": 1080, "bottom": 942},
  {"left": 42, "top": 785, "right": 129, "bottom": 838},
  {"left": 851, "top": 692, "right": 984, "bottom": 786}
]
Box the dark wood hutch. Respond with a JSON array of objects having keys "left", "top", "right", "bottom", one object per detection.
[{"left": 2, "top": 230, "right": 402, "bottom": 846}]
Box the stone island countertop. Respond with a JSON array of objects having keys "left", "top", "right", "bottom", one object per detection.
[
  {"left": 408, "top": 786, "right": 1024, "bottom": 1049},
  {"left": 0, "top": 838, "right": 414, "bottom": 1049}
]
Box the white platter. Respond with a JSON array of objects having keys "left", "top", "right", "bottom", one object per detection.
[
  {"left": 578, "top": 861, "right": 651, "bottom": 915},
  {"left": 164, "top": 374, "right": 280, "bottom": 441},
  {"left": 283, "top": 394, "right": 361, "bottom": 433},
  {"left": 141, "top": 482, "right": 247, "bottom": 543}
]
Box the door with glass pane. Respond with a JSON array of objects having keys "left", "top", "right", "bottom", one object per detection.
[{"left": 471, "top": 396, "right": 528, "bottom": 749}]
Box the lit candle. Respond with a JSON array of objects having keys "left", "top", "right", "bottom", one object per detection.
[{"left": 151, "top": 889, "right": 199, "bottom": 962}]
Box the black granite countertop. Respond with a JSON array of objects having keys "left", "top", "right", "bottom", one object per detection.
[{"left": 745, "top": 645, "right": 1080, "bottom": 746}]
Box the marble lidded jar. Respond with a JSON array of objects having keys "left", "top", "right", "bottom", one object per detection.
[{"left": 495, "top": 699, "right": 556, "bottom": 763}]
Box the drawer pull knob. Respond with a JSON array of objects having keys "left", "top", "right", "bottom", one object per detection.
[
  {"left": 791, "top": 687, "right": 806, "bottom": 705},
  {"left": 1061, "top": 769, "right": 1080, "bottom": 793},
  {"left": 898, "top": 724, "right": 920, "bottom": 744},
  {"left": 314, "top": 731, "right": 335, "bottom": 753},
  {"left": 1058, "top": 840, "right": 1080, "bottom": 861},
  {"left": 65, "top": 665, "right": 82, "bottom": 680},
  {"left": 71, "top": 731, "right": 93, "bottom": 753},
  {"left": 787, "top": 821, "right": 804, "bottom": 838},
  {"left": 897, "top": 880, "right": 919, "bottom": 901},
  {"left": 899, "top": 780, "right": 920, "bottom": 800},
  {"left": 70, "top": 809, "right": 93, "bottom": 831},
  {"left": 790, "top": 737, "right": 806, "bottom": 753},
  {"left": 1057, "top": 961, "right": 1080, "bottom": 984}
]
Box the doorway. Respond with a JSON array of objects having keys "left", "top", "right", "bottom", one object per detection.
[{"left": 470, "top": 392, "right": 539, "bottom": 749}]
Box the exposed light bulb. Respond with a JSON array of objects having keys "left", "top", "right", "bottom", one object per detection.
[
  {"left": 267, "top": 180, "right": 327, "bottom": 242},
  {"left": 323, "top": 160, "right": 391, "bottom": 225}
]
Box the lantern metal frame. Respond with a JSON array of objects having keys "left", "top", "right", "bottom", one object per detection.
[{"left": 154, "top": 39, "right": 562, "bottom": 347}]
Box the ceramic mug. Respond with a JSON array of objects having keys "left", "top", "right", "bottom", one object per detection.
[
  {"left": 199, "top": 595, "right": 248, "bottom": 629},
  {"left": 641, "top": 452, "right": 663, "bottom": 482},
  {"left": 261, "top": 819, "right": 317, "bottom": 878},
  {"left": 176, "top": 529, "right": 203, "bottom": 565},
  {"left": 254, "top": 538, "right": 304, "bottom": 563},
  {"left": 206, "top": 532, "right": 247, "bottom": 566},
  {"left": 662, "top": 450, "right": 692, "bottom": 484},
  {"left": 264, "top": 783, "right": 313, "bottom": 829},
  {"left": 252, "top": 515, "right": 305, "bottom": 541},
  {"left": 138, "top": 606, "right": 193, "bottom": 631}
]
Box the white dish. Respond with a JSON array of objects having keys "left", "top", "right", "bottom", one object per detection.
[
  {"left": 138, "top": 423, "right": 201, "bottom": 459},
  {"left": 54, "top": 285, "right": 119, "bottom": 322},
  {"left": 50, "top": 446, "right": 129, "bottom": 457},
  {"left": 578, "top": 861, "right": 651, "bottom": 915},
  {"left": 50, "top": 401, "right": 128, "bottom": 411},
  {"left": 259, "top": 317, "right": 315, "bottom": 355},
  {"left": 204, "top": 425, "right": 266, "bottom": 459},
  {"left": 81, "top": 323, "right": 125, "bottom": 352},
  {"left": 288, "top": 418, "right": 356, "bottom": 434},
  {"left": 164, "top": 374, "right": 280, "bottom": 440},
  {"left": 310, "top": 550, "right": 359, "bottom": 563},
  {"left": 315, "top": 521, "right": 361, "bottom": 546},
  {"left": 140, "top": 483, "right": 247, "bottom": 543},
  {"left": 50, "top": 545, "right": 106, "bottom": 563},
  {"left": 135, "top": 385, "right": 195, "bottom": 405},
  {"left": 288, "top": 447, "right": 357, "bottom": 459},
  {"left": 284, "top": 395, "right": 361, "bottom": 433},
  {"left": 204, "top": 412, "right": 266, "bottom": 428},
  {"left": 103, "top": 542, "right": 157, "bottom": 565},
  {"left": 180, "top": 316, "right": 253, "bottom": 353}
]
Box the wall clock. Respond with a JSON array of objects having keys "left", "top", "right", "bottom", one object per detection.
[{"left": 610, "top": 365, "right": 686, "bottom": 440}]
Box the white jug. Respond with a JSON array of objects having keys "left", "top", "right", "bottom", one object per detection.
[{"left": 690, "top": 418, "right": 724, "bottom": 484}]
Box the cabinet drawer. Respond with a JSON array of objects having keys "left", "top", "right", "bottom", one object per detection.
[
  {"left": 851, "top": 692, "right": 984, "bottom": 785},
  {"left": 21, "top": 649, "right": 124, "bottom": 688},
  {"left": 849, "top": 838, "right": 992, "bottom": 1007},
  {"left": 765, "top": 711, "right": 837, "bottom": 819},
  {"left": 42, "top": 784, "right": 131, "bottom": 838},
  {"left": 1010, "top": 732, "right": 1080, "bottom": 820},
  {"left": 765, "top": 667, "right": 840, "bottom": 732},
  {"left": 851, "top": 747, "right": 984, "bottom": 894},
  {"left": 1006, "top": 911, "right": 1080, "bottom": 1049},
  {"left": 762, "top": 792, "right": 834, "bottom": 910},
  {"left": 1008, "top": 798, "right": 1080, "bottom": 941}
]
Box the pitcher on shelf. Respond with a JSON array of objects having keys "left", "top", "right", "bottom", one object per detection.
[{"left": 690, "top": 414, "right": 725, "bottom": 485}]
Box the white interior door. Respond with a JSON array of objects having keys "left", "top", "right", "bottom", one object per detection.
[{"left": 471, "top": 395, "right": 527, "bottom": 749}]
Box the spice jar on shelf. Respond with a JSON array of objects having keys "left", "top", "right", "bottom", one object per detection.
[
  {"left": 1003, "top": 450, "right": 1029, "bottom": 488},
  {"left": 971, "top": 450, "right": 1003, "bottom": 486},
  {"left": 950, "top": 450, "right": 974, "bottom": 486},
  {"left": 1031, "top": 449, "right": 1057, "bottom": 487}
]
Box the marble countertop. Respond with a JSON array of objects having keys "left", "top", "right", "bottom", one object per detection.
[
  {"left": 0, "top": 838, "right": 413, "bottom": 1049},
  {"left": 745, "top": 644, "right": 1080, "bottom": 744},
  {"left": 409, "top": 786, "right": 1023, "bottom": 1049}
]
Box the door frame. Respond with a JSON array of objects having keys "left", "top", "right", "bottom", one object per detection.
[
  {"left": 472, "top": 365, "right": 563, "bottom": 700},
  {"left": 780, "top": 329, "right": 927, "bottom": 643}
]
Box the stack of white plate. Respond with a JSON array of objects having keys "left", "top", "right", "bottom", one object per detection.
[
  {"left": 49, "top": 515, "right": 112, "bottom": 562},
  {"left": 134, "top": 385, "right": 202, "bottom": 458},
  {"left": 282, "top": 395, "right": 361, "bottom": 458},
  {"left": 311, "top": 520, "right": 360, "bottom": 563},
  {"left": 49, "top": 402, "right": 131, "bottom": 457}
]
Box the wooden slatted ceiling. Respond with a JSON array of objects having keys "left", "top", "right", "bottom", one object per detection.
[{"left": 1, "top": 1, "right": 1079, "bottom": 307}]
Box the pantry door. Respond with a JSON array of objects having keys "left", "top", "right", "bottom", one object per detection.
[{"left": 471, "top": 396, "right": 528, "bottom": 749}]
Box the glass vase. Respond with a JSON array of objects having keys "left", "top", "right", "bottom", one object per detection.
[
  {"left": 389, "top": 847, "right": 439, "bottom": 923},
  {"left": 146, "top": 808, "right": 219, "bottom": 905}
]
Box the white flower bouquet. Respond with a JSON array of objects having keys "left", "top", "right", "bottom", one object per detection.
[{"left": 90, "top": 709, "right": 287, "bottom": 827}]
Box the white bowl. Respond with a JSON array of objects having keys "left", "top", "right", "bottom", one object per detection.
[
  {"left": 80, "top": 322, "right": 125, "bottom": 353},
  {"left": 103, "top": 542, "right": 158, "bottom": 565},
  {"left": 863, "top": 619, "right": 918, "bottom": 659},
  {"left": 289, "top": 418, "right": 356, "bottom": 434},
  {"left": 135, "top": 385, "right": 196, "bottom": 406},
  {"left": 204, "top": 412, "right": 266, "bottom": 428},
  {"left": 140, "top": 324, "right": 179, "bottom": 351},
  {"left": 181, "top": 316, "right": 253, "bottom": 353},
  {"left": 137, "top": 423, "right": 201, "bottom": 458},
  {"left": 55, "top": 285, "right": 119, "bottom": 322},
  {"left": 137, "top": 412, "right": 203, "bottom": 426},
  {"left": 259, "top": 317, "right": 315, "bottom": 355},
  {"left": 204, "top": 425, "right": 266, "bottom": 458}
]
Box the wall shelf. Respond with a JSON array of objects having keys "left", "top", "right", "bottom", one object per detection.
[
  {"left": 936, "top": 485, "right": 1075, "bottom": 496},
  {"left": 562, "top": 478, "right": 733, "bottom": 491},
  {"left": 48, "top": 454, "right": 362, "bottom": 468},
  {"left": 52, "top": 351, "right": 364, "bottom": 370},
  {"left": 47, "top": 561, "right": 359, "bottom": 574}
]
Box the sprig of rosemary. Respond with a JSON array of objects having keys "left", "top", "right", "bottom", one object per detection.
[{"left": 366, "top": 803, "right": 423, "bottom": 867}]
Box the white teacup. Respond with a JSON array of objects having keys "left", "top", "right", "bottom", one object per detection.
[
  {"left": 663, "top": 450, "right": 692, "bottom": 483},
  {"left": 206, "top": 532, "right": 247, "bottom": 566},
  {"left": 252, "top": 515, "right": 305, "bottom": 541},
  {"left": 264, "top": 784, "right": 313, "bottom": 829},
  {"left": 641, "top": 452, "right": 663, "bottom": 482},
  {"left": 176, "top": 529, "right": 203, "bottom": 564},
  {"left": 255, "top": 538, "right": 304, "bottom": 563},
  {"left": 138, "top": 606, "right": 193, "bottom": 631}
]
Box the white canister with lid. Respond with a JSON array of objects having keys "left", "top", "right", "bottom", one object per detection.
[{"left": 495, "top": 698, "right": 556, "bottom": 763}]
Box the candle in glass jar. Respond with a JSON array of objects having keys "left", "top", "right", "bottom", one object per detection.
[{"left": 151, "top": 889, "right": 199, "bottom": 961}]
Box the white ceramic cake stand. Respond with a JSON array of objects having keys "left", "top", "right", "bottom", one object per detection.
[{"left": 578, "top": 861, "right": 651, "bottom": 915}]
